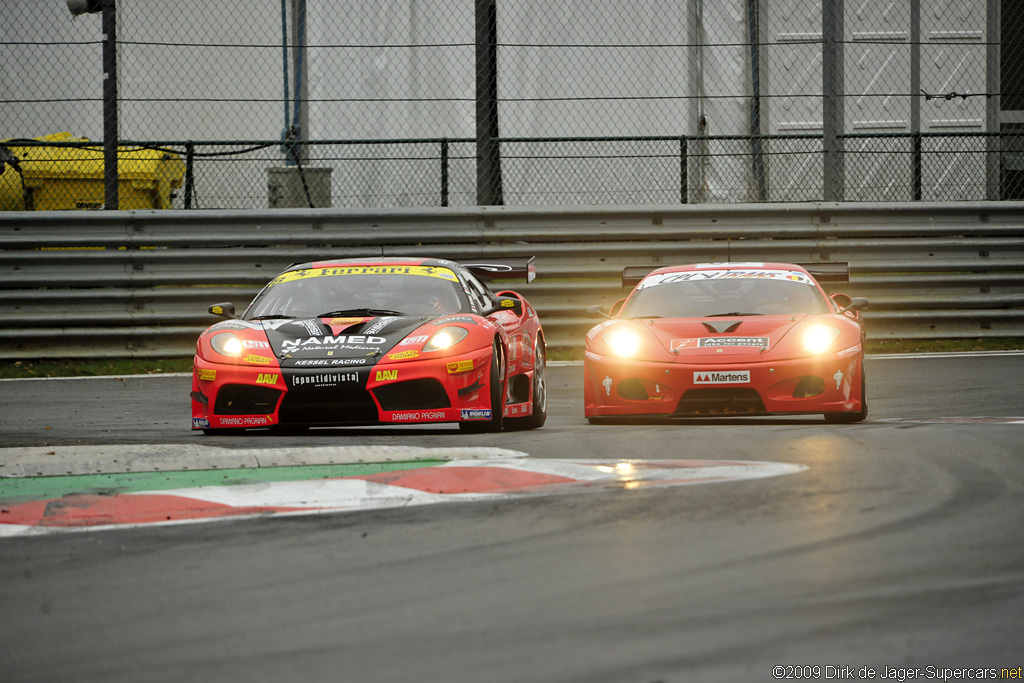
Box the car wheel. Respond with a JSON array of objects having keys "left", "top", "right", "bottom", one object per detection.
[
  {"left": 825, "top": 362, "right": 867, "bottom": 423},
  {"left": 511, "top": 342, "right": 547, "bottom": 430},
  {"left": 460, "top": 341, "right": 505, "bottom": 433}
]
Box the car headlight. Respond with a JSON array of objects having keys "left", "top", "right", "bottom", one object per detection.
[
  {"left": 802, "top": 325, "right": 841, "bottom": 355},
  {"left": 603, "top": 326, "right": 643, "bottom": 358},
  {"left": 211, "top": 332, "right": 243, "bottom": 357},
  {"left": 423, "top": 326, "right": 469, "bottom": 352}
]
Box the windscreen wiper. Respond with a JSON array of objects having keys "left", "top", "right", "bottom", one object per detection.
[
  {"left": 249, "top": 314, "right": 295, "bottom": 321},
  {"left": 317, "top": 308, "right": 407, "bottom": 317},
  {"left": 704, "top": 312, "right": 763, "bottom": 317}
]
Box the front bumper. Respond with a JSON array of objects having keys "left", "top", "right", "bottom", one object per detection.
[
  {"left": 191, "top": 347, "right": 496, "bottom": 429},
  {"left": 583, "top": 349, "right": 864, "bottom": 418}
]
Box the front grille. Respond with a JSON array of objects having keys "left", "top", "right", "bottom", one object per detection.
[
  {"left": 675, "top": 388, "right": 765, "bottom": 415},
  {"left": 213, "top": 384, "right": 282, "bottom": 415},
  {"left": 374, "top": 378, "right": 451, "bottom": 411},
  {"left": 278, "top": 385, "right": 380, "bottom": 424}
]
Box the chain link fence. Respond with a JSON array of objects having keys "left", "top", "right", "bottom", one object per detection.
[{"left": 3, "top": 0, "right": 1024, "bottom": 210}]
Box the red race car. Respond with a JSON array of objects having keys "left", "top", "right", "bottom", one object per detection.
[
  {"left": 584, "top": 262, "right": 868, "bottom": 423},
  {"left": 191, "top": 256, "right": 546, "bottom": 433}
]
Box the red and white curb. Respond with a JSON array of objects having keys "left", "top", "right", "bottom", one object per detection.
[{"left": 0, "top": 457, "right": 805, "bottom": 537}]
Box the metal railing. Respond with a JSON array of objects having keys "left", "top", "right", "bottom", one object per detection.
[{"left": 1, "top": 202, "right": 1023, "bottom": 359}]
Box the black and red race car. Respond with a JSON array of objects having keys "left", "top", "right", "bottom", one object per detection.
[
  {"left": 191, "top": 257, "right": 546, "bottom": 433},
  {"left": 584, "top": 261, "right": 868, "bottom": 423}
]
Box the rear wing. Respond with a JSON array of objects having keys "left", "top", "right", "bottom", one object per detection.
[
  {"left": 621, "top": 261, "right": 849, "bottom": 288},
  {"left": 462, "top": 256, "right": 536, "bottom": 283}
]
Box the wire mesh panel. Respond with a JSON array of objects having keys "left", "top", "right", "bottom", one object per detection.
[{"left": 2, "top": 0, "right": 1024, "bottom": 209}]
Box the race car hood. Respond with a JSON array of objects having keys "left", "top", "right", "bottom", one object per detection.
[
  {"left": 644, "top": 315, "right": 805, "bottom": 361},
  {"left": 261, "top": 314, "right": 434, "bottom": 365}
]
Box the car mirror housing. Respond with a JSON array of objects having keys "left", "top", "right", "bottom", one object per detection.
[
  {"left": 208, "top": 302, "right": 237, "bottom": 319},
  {"left": 488, "top": 296, "right": 524, "bottom": 317},
  {"left": 831, "top": 293, "right": 868, "bottom": 314}
]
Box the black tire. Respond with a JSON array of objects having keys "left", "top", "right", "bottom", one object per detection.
[
  {"left": 460, "top": 341, "right": 505, "bottom": 433},
  {"left": 510, "top": 342, "right": 547, "bottom": 430},
  {"left": 824, "top": 362, "right": 868, "bottom": 423}
]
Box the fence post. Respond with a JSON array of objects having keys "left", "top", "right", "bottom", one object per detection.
[
  {"left": 822, "top": 0, "right": 845, "bottom": 202},
  {"left": 680, "top": 137, "right": 688, "bottom": 204},
  {"left": 475, "top": 0, "right": 503, "bottom": 206},
  {"left": 441, "top": 138, "right": 449, "bottom": 207}
]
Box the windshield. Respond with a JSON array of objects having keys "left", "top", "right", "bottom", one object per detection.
[
  {"left": 622, "top": 269, "right": 828, "bottom": 318},
  {"left": 246, "top": 265, "right": 466, "bottom": 319}
]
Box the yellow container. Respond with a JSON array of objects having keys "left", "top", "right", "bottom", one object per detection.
[{"left": 0, "top": 132, "right": 185, "bottom": 211}]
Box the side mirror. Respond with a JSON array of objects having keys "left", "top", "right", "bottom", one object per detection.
[
  {"left": 586, "top": 304, "right": 609, "bottom": 319},
  {"left": 831, "top": 294, "right": 868, "bottom": 314},
  {"left": 489, "top": 296, "right": 523, "bottom": 317},
  {"left": 208, "top": 302, "right": 237, "bottom": 319}
]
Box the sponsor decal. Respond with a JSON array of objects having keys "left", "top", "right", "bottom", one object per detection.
[
  {"left": 587, "top": 320, "right": 614, "bottom": 340},
  {"left": 392, "top": 410, "right": 448, "bottom": 421},
  {"left": 218, "top": 416, "right": 275, "bottom": 427},
  {"left": 328, "top": 317, "right": 370, "bottom": 325},
  {"left": 693, "top": 371, "right": 750, "bottom": 384},
  {"left": 281, "top": 335, "right": 387, "bottom": 351},
  {"left": 501, "top": 299, "right": 515, "bottom": 308},
  {"left": 291, "top": 372, "right": 359, "bottom": 387},
  {"left": 431, "top": 315, "right": 476, "bottom": 325},
  {"left": 199, "top": 368, "right": 217, "bottom": 381},
  {"left": 296, "top": 319, "right": 322, "bottom": 336},
  {"left": 210, "top": 305, "right": 226, "bottom": 315},
  {"left": 386, "top": 349, "right": 420, "bottom": 361},
  {"left": 256, "top": 373, "right": 279, "bottom": 385},
  {"left": 245, "top": 355, "right": 272, "bottom": 365},
  {"left": 268, "top": 265, "right": 458, "bottom": 287},
  {"left": 695, "top": 262, "right": 764, "bottom": 268},
  {"left": 293, "top": 358, "right": 368, "bottom": 366},
  {"left": 375, "top": 369, "right": 398, "bottom": 381},
  {"left": 673, "top": 337, "right": 769, "bottom": 350},
  {"left": 447, "top": 359, "right": 474, "bottom": 374},
  {"left": 584, "top": 350, "right": 602, "bottom": 361},
  {"left": 364, "top": 317, "right": 397, "bottom": 335},
  {"left": 211, "top": 321, "right": 253, "bottom": 331},
  {"left": 398, "top": 334, "right": 430, "bottom": 346},
  {"left": 639, "top": 269, "right": 814, "bottom": 289},
  {"left": 834, "top": 314, "right": 862, "bottom": 329},
  {"left": 833, "top": 369, "right": 844, "bottom": 390},
  {"left": 838, "top": 345, "right": 861, "bottom": 358},
  {"left": 243, "top": 339, "right": 270, "bottom": 349},
  {"left": 192, "top": 417, "right": 210, "bottom": 429},
  {"left": 603, "top": 376, "right": 613, "bottom": 396},
  {"left": 461, "top": 409, "right": 492, "bottom": 420}
]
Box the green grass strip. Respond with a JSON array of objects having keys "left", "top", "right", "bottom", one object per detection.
[{"left": 0, "top": 459, "right": 445, "bottom": 505}]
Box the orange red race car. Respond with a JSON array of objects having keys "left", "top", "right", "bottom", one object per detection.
[
  {"left": 584, "top": 261, "right": 868, "bottom": 423},
  {"left": 191, "top": 256, "right": 546, "bottom": 433}
]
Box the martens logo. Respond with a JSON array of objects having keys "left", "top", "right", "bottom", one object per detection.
[{"left": 375, "top": 369, "right": 398, "bottom": 381}]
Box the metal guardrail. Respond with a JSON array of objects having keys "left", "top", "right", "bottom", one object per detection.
[{"left": 2, "top": 202, "right": 1023, "bottom": 359}]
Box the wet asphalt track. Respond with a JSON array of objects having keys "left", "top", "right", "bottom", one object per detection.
[{"left": 1, "top": 354, "right": 1023, "bottom": 683}]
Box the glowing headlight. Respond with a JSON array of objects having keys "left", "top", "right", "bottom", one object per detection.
[
  {"left": 423, "top": 326, "right": 469, "bottom": 352},
  {"left": 211, "top": 332, "right": 243, "bottom": 357},
  {"left": 603, "top": 326, "right": 643, "bottom": 358},
  {"left": 802, "top": 325, "right": 841, "bottom": 355}
]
